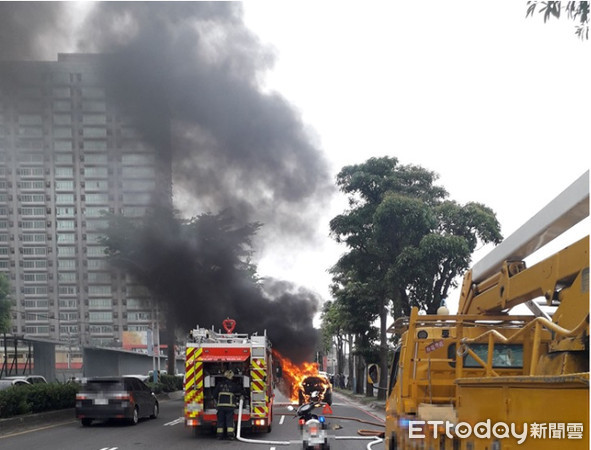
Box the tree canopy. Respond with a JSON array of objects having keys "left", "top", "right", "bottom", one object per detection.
[
  {"left": 326, "top": 156, "right": 502, "bottom": 398},
  {"left": 526, "top": 1, "right": 590, "bottom": 39}
]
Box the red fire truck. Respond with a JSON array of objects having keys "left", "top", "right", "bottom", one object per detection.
[{"left": 183, "top": 319, "right": 274, "bottom": 435}]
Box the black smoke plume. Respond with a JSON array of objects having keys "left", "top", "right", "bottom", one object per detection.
[{"left": 0, "top": 2, "right": 332, "bottom": 362}]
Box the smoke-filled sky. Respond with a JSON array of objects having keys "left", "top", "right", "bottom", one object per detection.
[
  {"left": 0, "top": 2, "right": 334, "bottom": 361},
  {"left": 0, "top": 2, "right": 589, "bottom": 342},
  {"left": 242, "top": 1, "right": 591, "bottom": 310}
]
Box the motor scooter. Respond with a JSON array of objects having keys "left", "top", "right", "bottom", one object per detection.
[{"left": 290, "top": 391, "right": 330, "bottom": 450}]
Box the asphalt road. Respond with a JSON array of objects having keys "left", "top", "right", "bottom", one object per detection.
[{"left": 0, "top": 391, "right": 385, "bottom": 449}]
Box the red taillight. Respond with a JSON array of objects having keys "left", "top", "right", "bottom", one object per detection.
[
  {"left": 298, "top": 418, "right": 305, "bottom": 425},
  {"left": 76, "top": 394, "right": 87, "bottom": 400},
  {"left": 113, "top": 392, "right": 132, "bottom": 401}
]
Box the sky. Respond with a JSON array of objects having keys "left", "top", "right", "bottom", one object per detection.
[
  {"left": 241, "top": 1, "right": 591, "bottom": 310},
  {"left": 0, "top": 2, "right": 588, "bottom": 321}
]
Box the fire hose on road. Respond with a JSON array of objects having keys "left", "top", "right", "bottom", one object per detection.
[{"left": 235, "top": 397, "right": 385, "bottom": 448}]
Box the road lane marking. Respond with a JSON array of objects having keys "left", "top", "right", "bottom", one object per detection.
[
  {"left": 99, "top": 447, "right": 118, "bottom": 450},
  {"left": 279, "top": 415, "right": 285, "bottom": 425},
  {"left": 0, "top": 420, "right": 77, "bottom": 439},
  {"left": 164, "top": 417, "right": 184, "bottom": 426}
]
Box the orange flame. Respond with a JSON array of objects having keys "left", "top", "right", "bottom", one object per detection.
[{"left": 272, "top": 349, "right": 328, "bottom": 403}]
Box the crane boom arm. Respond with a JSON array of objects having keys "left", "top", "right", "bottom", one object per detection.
[
  {"left": 472, "top": 170, "right": 589, "bottom": 283},
  {"left": 459, "top": 171, "right": 589, "bottom": 316}
]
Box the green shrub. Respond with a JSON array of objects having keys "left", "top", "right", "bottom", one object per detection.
[
  {"left": 0, "top": 385, "right": 29, "bottom": 418},
  {"left": 146, "top": 381, "right": 164, "bottom": 394},
  {"left": 160, "top": 374, "right": 183, "bottom": 392},
  {"left": 0, "top": 382, "right": 78, "bottom": 418}
]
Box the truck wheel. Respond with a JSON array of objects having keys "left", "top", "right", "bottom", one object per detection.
[
  {"left": 81, "top": 418, "right": 92, "bottom": 427},
  {"left": 390, "top": 432, "right": 398, "bottom": 450}
]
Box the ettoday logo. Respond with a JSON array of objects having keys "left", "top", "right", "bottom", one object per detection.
[{"left": 408, "top": 420, "right": 585, "bottom": 444}]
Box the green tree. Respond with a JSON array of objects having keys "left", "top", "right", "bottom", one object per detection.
[
  {"left": 526, "top": 1, "right": 590, "bottom": 40},
  {"left": 100, "top": 206, "right": 261, "bottom": 374},
  {"left": 0, "top": 273, "right": 11, "bottom": 334},
  {"left": 329, "top": 156, "right": 502, "bottom": 399}
]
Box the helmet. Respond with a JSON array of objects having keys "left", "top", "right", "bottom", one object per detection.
[{"left": 224, "top": 370, "right": 234, "bottom": 380}]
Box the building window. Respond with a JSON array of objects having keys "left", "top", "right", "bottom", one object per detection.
[
  {"left": 57, "top": 220, "right": 75, "bottom": 229},
  {"left": 20, "top": 207, "right": 45, "bottom": 216},
  {"left": 55, "top": 167, "right": 74, "bottom": 178},
  {"left": 59, "top": 299, "right": 78, "bottom": 309},
  {"left": 56, "top": 194, "right": 75, "bottom": 204},
  {"left": 21, "top": 220, "right": 46, "bottom": 229},
  {"left": 55, "top": 180, "right": 74, "bottom": 190},
  {"left": 87, "top": 259, "right": 107, "bottom": 270},
  {"left": 57, "top": 233, "right": 75, "bottom": 243},
  {"left": 53, "top": 127, "right": 73, "bottom": 138},
  {"left": 82, "top": 140, "right": 107, "bottom": 150},
  {"left": 23, "top": 286, "right": 47, "bottom": 295},
  {"left": 127, "top": 311, "right": 152, "bottom": 322},
  {"left": 85, "top": 193, "right": 109, "bottom": 204},
  {"left": 88, "top": 272, "right": 111, "bottom": 283},
  {"left": 54, "top": 153, "right": 73, "bottom": 164},
  {"left": 18, "top": 167, "right": 44, "bottom": 177},
  {"left": 83, "top": 167, "right": 108, "bottom": 178},
  {"left": 56, "top": 206, "right": 75, "bottom": 217},
  {"left": 53, "top": 113, "right": 72, "bottom": 124},
  {"left": 88, "top": 311, "right": 113, "bottom": 322},
  {"left": 85, "top": 206, "right": 108, "bottom": 217},
  {"left": 19, "top": 194, "right": 45, "bottom": 203},
  {"left": 22, "top": 273, "right": 47, "bottom": 282},
  {"left": 121, "top": 180, "right": 156, "bottom": 191},
  {"left": 122, "top": 167, "right": 155, "bottom": 178},
  {"left": 21, "top": 260, "right": 47, "bottom": 269},
  {"left": 19, "top": 181, "right": 44, "bottom": 190},
  {"left": 85, "top": 180, "right": 109, "bottom": 191},
  {"left": 21, "top": 247, "right": 46, "bottom": 256},
  {"left": 53, "top": 100, "right": 71, "bottom": 111},
  {"left": 54, "top": 140, "right": 73, "bottom": 151},
  {"left": 21, "top": 233, "right": 45, "bottom": 242},
  {"left": 89, "top": 298, "right": 111, "bottom": 308},
  {"left": 58, "top": 272, "right": 77, "bottom": 282},
  {"left": 18, "top": 114, "right": 43, "bottom": 125},
  {"left": 57, "top": 259, "right": 76, "bottom": 269},
  {"left": 82, "top": 101, "right": 106, "bottom": 112},
  {"left": 58, "top": 285, "right": 77, "bottom": 295},
  {"left": 57, "top": 246, "right": 76, "bottom": 256},
  {"left": 86, "top": 220, "right": 108, "bottom": 231},
  {"left": 82, "top": 115, "right": 107, "bottom": 125},
  {"left": 18, "top": 153, "right": 44, "bottom": 163}
]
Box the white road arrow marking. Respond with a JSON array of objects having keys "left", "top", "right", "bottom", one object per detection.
[{"left": 164, "top": 417, "right": 185, "bottom": 426}]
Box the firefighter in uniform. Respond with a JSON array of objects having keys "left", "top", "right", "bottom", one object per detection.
[{"left": 214, "top": 370, "right": 241, "bottom": 439}]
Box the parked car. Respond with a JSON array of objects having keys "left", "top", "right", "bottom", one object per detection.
[
  {"left": 2, "top": 375, "right": 47, "bottom": 385},
  {"left": 75, "top": 376, "right": 159, "bottom": 426},
  {"left": 0, "top": 378, "right": 31, "bottom": 390},
  {"left": 123, "top": 374, "right": 149, "bottom": 382}
]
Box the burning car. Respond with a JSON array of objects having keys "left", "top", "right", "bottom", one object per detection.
[{"left": 297, "top": 373, "right": 332, "bottom": 406}]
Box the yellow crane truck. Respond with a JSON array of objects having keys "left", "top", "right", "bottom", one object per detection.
[{"left": 385, "top": 171, "right": 589, "bottom": 449}]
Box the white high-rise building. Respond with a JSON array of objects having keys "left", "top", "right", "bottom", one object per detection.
[{"left": 0, "top": 54, "right": 171, "bottom": 348}]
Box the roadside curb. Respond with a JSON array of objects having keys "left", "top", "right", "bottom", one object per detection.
[
  {"left": 334, "top": 388, "right": 386, "bottom": 412},
  {"left": 0, "top": 408, "right": 75, "bottom": 437}
]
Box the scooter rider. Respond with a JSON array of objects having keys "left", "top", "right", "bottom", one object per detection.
[{"left": 214, "top": 370, "right": 242, "bottom": 440}]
